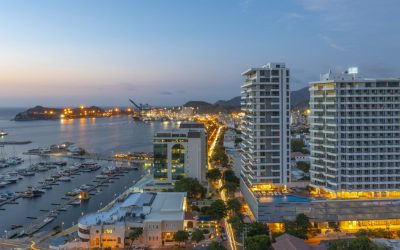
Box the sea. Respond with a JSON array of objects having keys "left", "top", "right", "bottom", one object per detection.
[{"left": 0, "top": 108, "right": 179, "bottom": 236}]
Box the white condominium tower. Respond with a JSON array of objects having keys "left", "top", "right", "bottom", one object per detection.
[
  {"left": 240, "top": 63, "right": 290, "bottom": 187},
  {"left": 310, "top": 68, "right": 400, "bottom": 193}
]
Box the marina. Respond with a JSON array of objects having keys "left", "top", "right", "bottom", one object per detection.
[
  {"left": 0, "top": 111, "right": 175, "bottom": 237},
  {"left": 4, "top": 164, "right": 136, "bottom": 238},
  {"left": 0, "top": 158, "right": 145, "bottom": 238}
]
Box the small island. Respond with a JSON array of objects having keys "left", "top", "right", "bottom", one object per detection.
[{"left": 14, "top": 105, "right": 133, "bottom": 121}]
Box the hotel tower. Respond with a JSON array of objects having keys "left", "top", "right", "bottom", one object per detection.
[{"left": 309, "top": 68, "right": 400, "bottom": 197}]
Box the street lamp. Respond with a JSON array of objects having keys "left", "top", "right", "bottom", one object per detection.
[
  {"left": 4, "top": 230, "right": 7, "bottom": 239},
  {"left": 61, "top": 221, "right": 64, "bottom": 231}
]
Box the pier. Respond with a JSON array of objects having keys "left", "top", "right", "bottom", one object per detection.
[
  {"left": 23, "top": 151, "right": 152, "bottom": 164},
  {"left": 0, "top": 141, "right": 32, "bottom": 145}
]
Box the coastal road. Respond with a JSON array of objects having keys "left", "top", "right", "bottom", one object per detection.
[{"left": 207, "top": 124, "right": 239, "bottom": 250}]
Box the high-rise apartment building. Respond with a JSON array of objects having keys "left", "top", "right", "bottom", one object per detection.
[
  {"left": 310, "top": 68, "right": 400, "bottom": 194},
  {"left": 240, "top": 62, "right": 290, "bottom": 187},
  {"left": 153, "top": 122, "right": 207, "bottom": 184}
]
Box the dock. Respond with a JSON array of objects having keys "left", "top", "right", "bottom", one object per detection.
[
  {"left": 23, "top": 151, "right": 151, "bottom": 164},
  {"left": 0, "top": 141, "right": 32, "bottom": 145},
  {"left": 4, "top": 170, "right": 128, "bottom": 238}
]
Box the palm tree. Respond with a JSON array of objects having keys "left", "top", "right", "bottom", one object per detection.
[{"left": 128, "top": 228, "right": 143, "bottom": 249}]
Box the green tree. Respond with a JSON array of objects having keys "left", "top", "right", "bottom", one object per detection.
[
  {"left": 297, "top": 162, "right": 310, "bottom": 173},
  {"left": 247, "top": 222, "right": 269, "bottom": 237},
  {"left": 245, "top": 235, "right": 271, "bottom": 250},
  {"left": 328, "top": 239, "right": 351, "bottom": 250},
  {"left": 356, "top": 229, "right": 392, "bottom": 239},
  {"left": 229, "top": 216, "right": 244, "bottom": 238},
  {"left": 191, "top": 229, "right": 205, "bottom": 243},
  {"left": 349, "top": 236, "right": 379, "bottom": 250},
  {"left": 210, "top": 241, "right": 227, "bottom": 250},
  {"left": 328, "top": 236, "right": 383, "bottom": 250},
  {"left": 173, "top": 178, "right": 206, "bottom": 199},
  {"left": 285, "top": 213, "right": 312, "bottom": 239},
  {"left": 291, "top": 140, "right": 308, "bottom": 154},
  {"left": 128, "top": 227, "right": 143, "bottom": 248},
  {"left": 227, "top": 198, "right": 241, "bottom": 215},
  {"left": 223, "top": 170, "right": 239, "bottom": 184},
  {"left": 206, "top": 168, "right": 222, "bottom": 182},
  {"left": 173, "top": 230, "right": 189, "bottom": 246},
  {"left": 222, "top": 181, "right": 239, "bottom": 195},
  {"left": 209, "top": 199, "right": 227, "bottom": 220}
]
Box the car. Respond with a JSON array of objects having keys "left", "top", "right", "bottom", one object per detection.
[{"left": 221, "top": 233, "right": 227, "bottom": 241}]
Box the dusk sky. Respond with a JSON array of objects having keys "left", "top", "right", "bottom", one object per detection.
[{"left": 1, "top": 0, "right": 400, "bottom": 107}]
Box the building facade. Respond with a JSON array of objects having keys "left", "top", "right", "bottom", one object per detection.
[
  {"left": 309, "top": 68, "right": 400, "bottom": 194},
  {"left": 240, "top": 62, "right": 290, "bottom": 187},
  {"left": 241, "top": 182, "right": 400, "bottom": 232},
  {"left": 78, "top": 192, "right": 187, "bottom": 249},
  {"left": 153, "top": 122, "right": 207, "bottom": 184}
]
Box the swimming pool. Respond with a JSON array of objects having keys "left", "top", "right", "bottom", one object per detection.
[{"left": 258, "top": 194, "right": 310, "bottom": 203}]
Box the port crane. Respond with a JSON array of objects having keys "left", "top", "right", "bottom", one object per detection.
[{"left": 128, "top": 99, "right": 151, "bottom": 120}]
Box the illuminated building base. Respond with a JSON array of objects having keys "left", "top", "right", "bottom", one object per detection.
[
  {"left": 310, "top": 187, "right": 400, "bottom": 200},
  {"left": 241, "top": 178, "right": 400, "bottom": 225},
  {"left": 339, "top": 219, "right": 400, "bottom": 232}
]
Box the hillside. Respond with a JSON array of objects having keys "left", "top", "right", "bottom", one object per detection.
[
  {"left": 183, "top": 98, "right": 241, "bottom": 114},
  {"left": 185, "top": 87, "right": 310, "bottom": 113},
  {"left": 291, "top": 86, "right": 310, "bottom": 109},
  {"left": 214, "top": 96, "right": 241, "bottom": 107}
]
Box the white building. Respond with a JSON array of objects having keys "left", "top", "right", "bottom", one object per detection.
[
  {"left": 309, "top": 68, "right": 400, "bottom": 193},
  {"left": 153, "top": 122, "right": 207, "bottom": 184},
  {"left": 223, "top": 128, "right": 236, "bottom": 149},
  {"left": 78, "top": 192, "right": 187, "bottom": 249},
  {"left": 240, "top": 62, "right": 291, "bottom": 188}
]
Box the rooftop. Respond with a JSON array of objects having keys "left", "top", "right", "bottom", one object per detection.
[
  {"left": 179, "top": 122, "right": 205, "bottom": 129},
  {"left": 312, "top": 67, "right": 400, "bottom": 83},
  {"left": 79, "top": 192, "right": 186, "bottom": 226},
  {"left": 242, "top": 62, "right": 287, "bottom": 76},
  {"left": 272, "top": 233, "right": 326, "bottom": 250}
]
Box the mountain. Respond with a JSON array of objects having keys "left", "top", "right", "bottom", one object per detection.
[
  {"left": 291, "top": 86, "right": 310, "bottom": 108},
  {"left": 214, "top": 96, "right": 241, "bottom": 107},
  {"left": 184, "top": 87, "right": 310, "bottom": 113},
  {"left": 183, "top": 99, "right": 240, "bottom": 114}
]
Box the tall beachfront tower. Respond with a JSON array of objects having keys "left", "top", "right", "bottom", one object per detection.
[
  {"left": 309, "top": 68, "right": 400, "bottom": 197},
  {"left": 240, "top": 63, "right": 290, "bottom": 190}
]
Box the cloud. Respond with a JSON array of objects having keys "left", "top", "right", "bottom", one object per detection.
[
  {"left": 320, "top": 35, "right": 345, "bottom": 51},
  {"left": 276, "top": 13, "right": 304, "bottom": 24},
  {"left": 239, "top": 0, "right": 253, "bottom": 12},
  {"left": 116, "top": 82, "right": 137, "bottom": 91},
  {"left": 299, "top": 0, "right": 334, "bottom": 11},
  {"left": 360, "top": 63, "right": 399, "bottom": 78},
  {"left": 160, "top": 91, "right": 173, "bottom": 95}
]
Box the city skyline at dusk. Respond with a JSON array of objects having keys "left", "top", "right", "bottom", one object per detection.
[{"left": 1, "top": 0, "right": 400, "bottom": 107}]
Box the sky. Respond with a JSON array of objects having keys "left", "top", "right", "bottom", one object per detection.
[{"left": 0, "top": 0, "right": 399, "bottom": 107}]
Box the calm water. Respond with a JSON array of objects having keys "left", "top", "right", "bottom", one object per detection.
[{"left": 0, "top": 108, "right": 178, "bottom": 236}]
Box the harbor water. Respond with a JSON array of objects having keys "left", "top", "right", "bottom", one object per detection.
[{"left": 0, "top": 108, "right": 178, "bottom": 235}]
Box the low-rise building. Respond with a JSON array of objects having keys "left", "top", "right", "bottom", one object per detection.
[
  {"left": 273, "top": 233, "right": 326, "bottom": 250},
  {"left": 77, "top": 192, "right": 187, "bottom": 249}
]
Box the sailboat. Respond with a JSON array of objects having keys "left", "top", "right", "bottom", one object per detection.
[{"left": 0, "top": 130, "right": 8, "bottom": 137}]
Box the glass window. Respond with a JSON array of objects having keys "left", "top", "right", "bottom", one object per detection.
[
  {"left": 171, "top": 144, "right": 185, "bottom": 180},
  {"left": 153, "top": 144, "right": 168, "bottom": 180}
]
